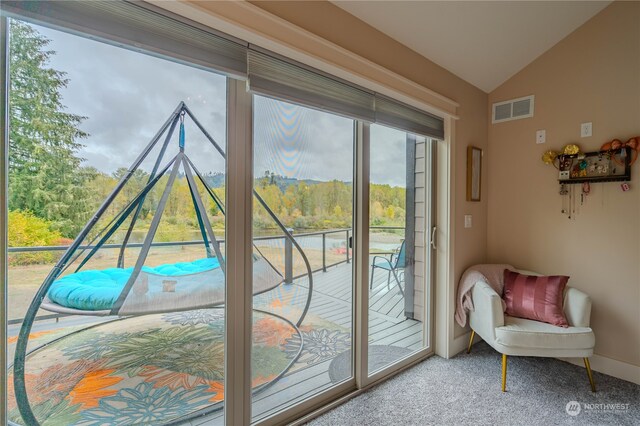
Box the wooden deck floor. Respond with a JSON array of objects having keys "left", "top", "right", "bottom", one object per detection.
[
  {"left": 192, "top": 261, "right": 423, "bottom": 425},
  {"left": 7, "top": 261, "right": 423, "bottom": 425}
]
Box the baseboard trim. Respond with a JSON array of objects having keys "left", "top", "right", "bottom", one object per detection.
[
  {"left": 561, "top": 355, "right": 640, "bottom": 385},
  {"left": 450, "top": 331, "right": 476, "bottom": 358},
  {"left": 455, "top": 331, "right": 639, "bottom": 384}
]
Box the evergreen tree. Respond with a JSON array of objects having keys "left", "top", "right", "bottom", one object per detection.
[{"left": 8, "top": 20, "right": 90, "bottom": 236}]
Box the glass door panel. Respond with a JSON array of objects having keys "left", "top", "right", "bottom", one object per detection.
[
  {"left": 5, "top": 17, "right": 227, "bottom": 425},
  {"left": 251, "top": 95, "right": 355, "bottom": 422},
  {"left": 368, "top": 123, "right": 431, "bottom": 375}
]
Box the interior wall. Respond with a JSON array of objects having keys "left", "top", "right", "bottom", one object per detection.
[
  {"left": 250, "top": 0, "right": 489, "bottom": 343},
  {"left": 488, "top": 1, "right": 640, "bottom": 368}
]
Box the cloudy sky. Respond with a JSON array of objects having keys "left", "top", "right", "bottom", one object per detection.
[{"left": 32, "top": 21, "right": 407, "bottom": 187}]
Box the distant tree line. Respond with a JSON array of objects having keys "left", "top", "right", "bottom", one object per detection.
[{"left": 7, "top": 21, "right": 406, "bottom": 256}]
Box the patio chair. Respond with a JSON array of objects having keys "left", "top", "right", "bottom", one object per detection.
[{"left": 370, "top": 240, "right": 405, "bottom": 296}]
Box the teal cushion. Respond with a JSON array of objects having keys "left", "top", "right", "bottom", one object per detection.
[{"left": 48, "top": 258, "right": 221, "bottom": 311}]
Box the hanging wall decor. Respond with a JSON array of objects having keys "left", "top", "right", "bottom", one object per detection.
[
  {"left": 541, "top": 138, "right": 637, "bottom": 184},
  {"left": 543, "top": 137, "right": 638, "bottom": 218}
]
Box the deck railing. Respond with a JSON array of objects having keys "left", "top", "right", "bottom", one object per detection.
[{"left": 7, "top": 226, "right": 404, "bottom": 324}]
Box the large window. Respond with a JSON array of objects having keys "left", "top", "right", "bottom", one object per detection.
[
  {"left": 1, "top": 3, "right": 441, "bottom": 425},
  {"left": 5, "top": 17, "right": 228, "bottom": 425}
]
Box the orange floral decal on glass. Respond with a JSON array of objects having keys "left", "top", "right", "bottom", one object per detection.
[{"left": 68, "top": 369, "right": 123, "bottom": 410}]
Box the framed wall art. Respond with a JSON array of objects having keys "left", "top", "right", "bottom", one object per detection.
[{"left": 467, "top": 146, "right": 482, "bottom": 202}]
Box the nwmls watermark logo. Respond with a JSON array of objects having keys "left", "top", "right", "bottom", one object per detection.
[
  {"left": 565, "top": 400, "right": 631, "bottom": 416},
  {"left": 566, "top": 401, "right": 581, "bottom": 416}
]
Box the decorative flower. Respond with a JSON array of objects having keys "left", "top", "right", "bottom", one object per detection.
[
  {"left": 61, "top": 329, "right": 118, "bottom": 361},
  {"left": 79, "top": 382, "right": 213, "bottom": 425},
  {"left": 91, "top": 326, "right": 224, "bottom": 379},
  {"left": 9, "top": 312, "right": 301, "bottom": 424},
  {"left": 253, "top": 317, "right": 296, "bottom": 347},
  {"left": 26, "top": 359, "right": 106, "bottom": 408},
  {"left": 139, "top": 365, "right": 213, "bottom": 391},
  {"left": 7, "top": 359, "right": 106, "bottom": 421},
  {"left": 16, "top": 398, "right": 82, "bottom": 425},
  {"left": 285, "top": 329, "right": 351, "bottom": 365},
  {"left": 163, "top": 309, "right": 225, "bottom": 326},
  {"left": 206, "top": 381, "right": 224, "bottom": 403},
  {"left": 541, "top": 150, "right": 558, "bottom": 166},
  {"left": 68, "top": 369, "right": 123, "bottom": 410},
  {"left": 562, "top": 143, "right": 581, "bottom": 155}
]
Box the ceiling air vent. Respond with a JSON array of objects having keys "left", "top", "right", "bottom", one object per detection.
[{"left": 492, "top": 95, "right": 534, "bottom": 123}]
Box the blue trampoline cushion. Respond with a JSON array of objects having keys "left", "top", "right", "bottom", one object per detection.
[{"left": 47, "top": 258, "right": 221, "bottom": 311}]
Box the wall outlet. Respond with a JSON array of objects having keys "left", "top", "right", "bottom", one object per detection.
[
  {"left": 464, "top": 215, "right": 472, "bottom": 228},
  {"left": 536, "top": 129, "right": 546, "bottom": 144},
  {"left": 581, "top": 122, "right": 593, "bottom": 138}
]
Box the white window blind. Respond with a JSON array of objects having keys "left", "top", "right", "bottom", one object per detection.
[
  {"left": 4, "top": 1, "right": 445, "bottom": 139},
  {"left": 248, "top": 49, "right": 444, "bottom": 139},
  {"left": 375, "top": 94, "right": 444, "bottom": 140},
  {"left": 1, "top": 0, "right": 248, "bottom": 78},
  {"left": 247, "top": 48, "right": 377, "bottom": 122}
]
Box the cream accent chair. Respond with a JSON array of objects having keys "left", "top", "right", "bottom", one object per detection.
[{"left": 466, "top": 270, "right": 596, "bottom": 392}]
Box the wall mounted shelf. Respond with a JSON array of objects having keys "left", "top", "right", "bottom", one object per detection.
[{"left": 557, "top": 147, "right": 631, "bottom": 185}]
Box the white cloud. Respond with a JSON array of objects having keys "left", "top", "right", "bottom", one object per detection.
[{"left": 32, "top": 22, "right": 407, "bottom": 188}]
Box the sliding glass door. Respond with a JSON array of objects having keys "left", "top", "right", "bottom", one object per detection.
[
  {"left": 251, "top": 95, "right": 355, "bottom": 422},
  {"left": 2, "top": 3, "right": 440, "bottom": 425},
  {"left": 368, "top": 124, "right": 434, "bottom": 376}
]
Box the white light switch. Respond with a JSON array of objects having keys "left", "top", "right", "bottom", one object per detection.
[
  {"left": 581, "top": 122, "right": 592, "bottom": 138},
  {"left": 464, "top": 215, "right": 472, "bottom": 228},
  {"left": 536, "top": 129, "right": 546, "bottom": 144}
]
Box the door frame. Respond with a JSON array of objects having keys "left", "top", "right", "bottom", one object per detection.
[
  {"left": 1, "top": 16, "right": 9, "bottom": 426},
  {"left": 0, "top": 10, "right": 446, "bottom": 426}
]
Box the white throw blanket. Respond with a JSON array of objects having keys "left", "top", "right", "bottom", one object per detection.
[{"left": 455, "top": 264, "right": 514, "bottom": 327}]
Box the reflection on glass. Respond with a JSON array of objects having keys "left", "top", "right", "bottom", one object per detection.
[
  {"left": 6, "top": 18, "right": 226, "bottom": 425},
  {"left": 251, "top": 96, "right": 354, "bottom": 422},
  {"left": 368, "top": 124, "right": 427, "bottom": 375}
]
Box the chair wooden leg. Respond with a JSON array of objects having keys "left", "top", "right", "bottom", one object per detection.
[
  {"left": 467, "top": 330, "right": 475, "bottom": 354},
  {"left": 584, "top": 357, "right": 596, "bottom": 392},
  {"left": 501, "top": 354, "right": 507, "bottom": 392}
]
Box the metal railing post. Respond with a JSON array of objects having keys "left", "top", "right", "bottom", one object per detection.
[
  {"left": 285, "top": 228, "right": 293, "bottom": 284},
  {"left": 322, "top": 232, "right": 327, "bottom": 272},
  {"left": 346, "top": 229, "right": 350, "bottom": 263}
]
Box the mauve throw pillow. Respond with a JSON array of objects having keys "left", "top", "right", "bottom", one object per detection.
[{"left": 503, "top": 269, "right": 569, "bottom": 327}]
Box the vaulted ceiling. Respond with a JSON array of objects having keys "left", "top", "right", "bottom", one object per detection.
[{"left": 332, "top": 1, "right": 611, "bottom": 92}]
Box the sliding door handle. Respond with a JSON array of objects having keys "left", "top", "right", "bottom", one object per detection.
[{"left": 430, "top": 226, "right": 437, "bottom": 250}]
